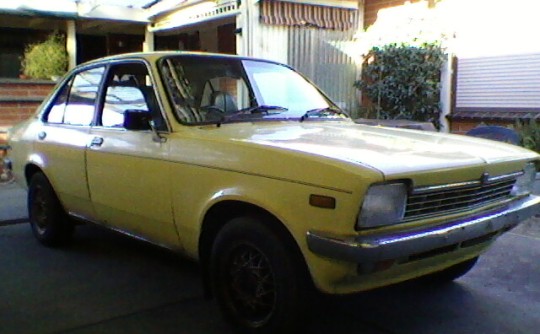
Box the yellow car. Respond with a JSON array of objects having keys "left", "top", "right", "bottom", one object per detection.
[{"left": 5, "top": 52, "right": 540, "bottom": 333}]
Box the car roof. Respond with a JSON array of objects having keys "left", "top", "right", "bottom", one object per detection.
[{"left": 80, "top": 51, "right": 285, "bottom": 68}]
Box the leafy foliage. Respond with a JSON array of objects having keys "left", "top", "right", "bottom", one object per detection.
[
  {"left": 515, "top": 119, "right": 540, "bottom": 152},
  {"left": 354, "top": 43, "right": 445, "bottom": 127},
  {"left": 22, "top": 32, "right": 68, "bottom": 79}
]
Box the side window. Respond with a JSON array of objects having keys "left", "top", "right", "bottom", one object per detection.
[
  {"left": 46, "top": 80, "right": 71, "bottom": 123},
  {"left": 63, "top": 67, "right": 105, "bottom": 126},
  {"left": 100, "top": 62, "right": 165, "bottom": 130}
]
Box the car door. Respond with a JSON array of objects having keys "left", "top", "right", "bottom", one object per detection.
[
  {"left": 85, "top": 61, "right": 179, "bottom": 248},
  {"left": 32, "top": 66, "right": 105, "bottom": 220}
]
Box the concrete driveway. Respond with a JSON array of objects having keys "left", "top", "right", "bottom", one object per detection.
[{"left": 1, "top": 183, "right": 540, "bottom": 333}]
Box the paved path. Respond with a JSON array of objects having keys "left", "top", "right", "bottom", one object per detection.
[{"left": 0, "top": 182, "right": 27, "bottom": 224}]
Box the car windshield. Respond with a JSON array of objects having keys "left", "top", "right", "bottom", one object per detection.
[{"left": 159, "top": 55, "right": 347, "bottom": 125}]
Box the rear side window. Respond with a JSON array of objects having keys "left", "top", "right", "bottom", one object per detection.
[
  {"left": 45, "top": 66, "right": 105, "bottom": 125},
  {"left": 47, "top": 82, "right": 70, "bottom": 123}
]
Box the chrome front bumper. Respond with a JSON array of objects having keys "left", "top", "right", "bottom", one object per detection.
[{"left": 307, "top": 195, "right": 540, "bottom": 263}]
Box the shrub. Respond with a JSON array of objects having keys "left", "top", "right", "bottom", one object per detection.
[
  {"left": 22, "top": 32, "right": 68, "bottom": 80},
  {"left": 354, "top": 42, "right": 445, "bottom": 127},
  {"left": 515, "top": 119, "right": 540, "bottom": 152}
]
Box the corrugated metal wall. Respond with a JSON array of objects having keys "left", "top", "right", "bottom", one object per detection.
[
  {"left": 288, "top": 26, "right": 360, "bottom": 113},
  {"left": 456, "top": 53, "right": 540, "bottom": 110},
  {"left": 257, "top": 19, "right": 360, "bottom": 113}
]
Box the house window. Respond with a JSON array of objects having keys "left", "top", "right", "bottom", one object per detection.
[{"left": 0, "top": 28, "right": 44, "bottom": 78}]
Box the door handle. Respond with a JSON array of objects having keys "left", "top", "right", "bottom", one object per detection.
[
  {"left": 38, "top": 131, "right": 46, "bottom": 140},
  {"left": 90, "top": 137, "right": 104, "bottom": 147}
]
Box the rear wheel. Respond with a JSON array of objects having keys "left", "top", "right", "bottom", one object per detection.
[
  {"left": 28, "top": 172, "right": 74, "bottom": 247},
  {"left": 210, "top": 216, "right": 306, "bottom": 334}
]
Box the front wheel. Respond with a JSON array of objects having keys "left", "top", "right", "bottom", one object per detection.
[
  {"left": 28, "top": 172, "right": 74, "bottom": 247},
  {"left": 210, "top": 216, "right": 306, "bottom": 334}
]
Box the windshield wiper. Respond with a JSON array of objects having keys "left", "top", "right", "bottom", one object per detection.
[
  {"left": 217, "top": 105, "right": 288, "bottom": 125},
  {"left": 299, "top": 107, "right": 346, "bottom": 122},
  {"left": 235, "top": 105, "right": 288, "bottom": 115}
]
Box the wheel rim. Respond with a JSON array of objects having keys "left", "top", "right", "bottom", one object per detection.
[
  {"left": 225, "top": 243, "right": 276, "bottom": 327},
  {"left": 31, "top": 184, "right": 49, "bottom": 235}
]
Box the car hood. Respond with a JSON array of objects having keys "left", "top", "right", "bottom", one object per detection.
[{"left": 219, "top": 121, "right": 537, "bottom": 176}]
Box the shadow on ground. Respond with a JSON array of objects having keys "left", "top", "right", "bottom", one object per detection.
[{"left": 2, "top": 218, "right": 540, "bottom": 334}]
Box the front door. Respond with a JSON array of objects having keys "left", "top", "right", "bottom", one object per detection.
[{"left": 86, "top": 62, "right": 179, "bottom": 248}]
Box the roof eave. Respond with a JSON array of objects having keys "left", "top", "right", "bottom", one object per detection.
[{"left": 0, "top": 2, "right": 149, "bottom": 23}]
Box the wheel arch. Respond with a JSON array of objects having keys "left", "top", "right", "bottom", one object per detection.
[
  {"left": 198, "top": 200, "right": 313, "bottom": 298},
  {"left": 25, "top": 163, "right": 45, "bottom": 186}
]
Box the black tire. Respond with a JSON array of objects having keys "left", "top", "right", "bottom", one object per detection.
[
  {"left": 210, "top": 216, "right": 305, "bottom": 334},
  {"left": 424, "top": 256, "right": 479, "bottom": 283},
  {"left": 28, "top": 172, "right": 74, "bottom": 247}
]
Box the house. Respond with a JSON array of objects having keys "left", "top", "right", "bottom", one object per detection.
[
  {"left": 1, "top": 0, "right": 539, "bottom": 137},
  {"left": 0, "top": 0, "right": 361, "bottom": 133},
  {"left": 0, "top": 0, "right": 149, "bottom": 132},
  {"left": 363, "top": 0, "right": 540, "bottom": 134},
  {"left": 148, "top": 0, "right": 360, "bottom": 113}
]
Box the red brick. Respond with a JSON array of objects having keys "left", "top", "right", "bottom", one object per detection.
[
  {"left": 364, "top": 0, "right": 425, "bottom": 28},
  {"left": 449, "top": 119, "right": 517, "bottom": 134},
  {"left": 28, "top": 89, "right": 49, "bottom": 96},
  {"left": 0, "top": 114, "right": 22, "bottom": 122},
  {"left": 0, "top": 103, "right": 18, "bottom": 109},
  {"left": 38, "top": 85, "right": 55, "bottom": 92},
  {"left": 7, "top": 90, "right": 29, "bottom": 96}
]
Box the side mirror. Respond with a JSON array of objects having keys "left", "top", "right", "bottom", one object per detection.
[{"left": 123, "top": 110, "right": 151, "bottom": 131}]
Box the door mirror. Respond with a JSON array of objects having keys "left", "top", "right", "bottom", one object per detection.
[{"left": 123, "top": 110, "right": 151, "bottom": 131}]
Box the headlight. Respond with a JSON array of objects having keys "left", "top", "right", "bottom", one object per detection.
[
  {"left": 511, "top": 162, "right": 537, "bottom": 196},
  {"left": 356, "top": 182, "right": 407, "bottom": 229}
]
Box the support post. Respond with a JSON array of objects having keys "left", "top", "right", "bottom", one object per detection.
[
  {"left": 143, "top": 25, "right": 155, "bottom": 52},
  {"left": 439, "top": 54, "right": 453, "bottom": 133},
  {"left": 66, "top": 20, "right": 77, "bottom": 70}
]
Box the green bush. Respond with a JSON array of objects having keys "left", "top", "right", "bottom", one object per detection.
[
  {"left": 515, "top": 119, "right": 540, "bottom": 152},
  {"left": 354, "top": 42, "right": 445, "bottom": 127},
  {"left": 22, "top": 32, "right": 68, "bottom": 79}
]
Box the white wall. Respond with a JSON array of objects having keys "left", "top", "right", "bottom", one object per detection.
[{"left": 443, "top": 0, "right": 540, "bottom": 58}]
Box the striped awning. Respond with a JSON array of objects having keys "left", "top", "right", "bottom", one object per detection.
[{"left": 260, "top": 0, "right": 356, "bottom": 31}]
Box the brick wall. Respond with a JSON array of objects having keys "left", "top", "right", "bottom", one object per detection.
[
  {"left": 449, "top": 119, "right": 514, "bottom": 135},
  {"left": 449, "top": 120, "right": 480, "bottom": 135},
  {"left": 364, "top": 0, "right": 435, "bottom": 28},
  {"left": 364, "top": 0, "right": 420, "bottom": 28},
  {"left": 0, "top": 131, "right": 7, "bottom": 156},
  {"left": 0, "top": 79, "right": 55, "bottom": 160},
  {"left": 0, "top": 79, "right": 55, "bottom": 129},
  {"left": 0, "top": 120, "right": 8, "bottom": 180}
]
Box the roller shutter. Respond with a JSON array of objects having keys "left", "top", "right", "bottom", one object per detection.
[{"left": 454, "top": 53, "right": 540, "bottom": 120}]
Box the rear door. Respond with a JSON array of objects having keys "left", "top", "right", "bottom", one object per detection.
[
  {"left": 33, "top": 66, "right": 105, "bottom": 220},
  {"left": 85, "top": 61, "right": 179, "bottom": 248}
]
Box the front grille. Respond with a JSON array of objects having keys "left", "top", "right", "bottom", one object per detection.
[{"left": 404, "top": 172, "right": 520, "bottom": 221}]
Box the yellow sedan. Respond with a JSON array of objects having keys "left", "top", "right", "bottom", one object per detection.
[{"left": 5, "top": 52, "right": 540, "bottom": 333}]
